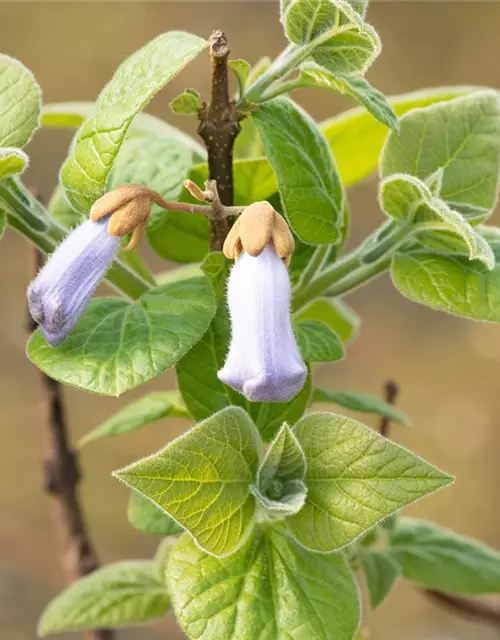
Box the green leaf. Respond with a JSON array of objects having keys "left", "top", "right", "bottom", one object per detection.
[
  {"left": 154, "top": 538, "right": 176, "bottom": 582},
  {"left": 79, "top": 391, "right": 189, "bottom": 447},
  {"left": 390, "top": 517, "right": 500, "bottom": 594},
  {"left": 169, "top": 88, "right": 202, "bottom": 115},
  {"left": 0, "top": 54, "right": 41, "bottom": 148},
  {"left": 391, "top": 251, "right": 500, "bottom": 322},
  {"left": 38, "top": 561, "right": 170, "bottom": 635},
  {"left": 252, "top": 424, "right": 307, "bottom": 517},
  {"left": 321, "top": 86, "right": 476, "bottom": 188},
  {"left": 128, "top": 491, "right": 183, "bottom": 536},
  {"left": 380, "top": 91, "right": 500, "bottom": 222},
  {"left": 27, "top": 276, "right": 216, "bottom": 396},
  {"left": 294, "top": 297, "right": 360, "bottom": 343},
  {"left": 299, "top": 65, "right": 398, "bottom": 131},
  {"left": 229, "top": 59, "right": 251, "bottom": 97},
  {"left": 313, "top": 28, "right": 381, "bottom": 76},
  {"left": 167, "top": 527, "right": 360, "bottom": 640},
  {"left": 114, "top": 407, "right": 261, "bottom": 556},
  {"left": 0, "top": 148, "right": 28, "bottom": 179},
  {"left": 360, "top": 551, "right": 401, "bottom": 609},
  {"left": 379, "top": 174, "right": 495, "bottom": 269},
  {"left": 60, "top": 31, "right": 208, "bottom": 213},
  {"left": 287, "top": 413, "right": 453, "bottom": 552},
  {"left": 0, "top": 210, "right": 5, "bottom": 241},
  {"left": 294, "top": 319, "right": 345, "bottom": 363},
  {"left": 311, "top": 388, "right": 411, "bottom": 425},
  {"left": 253, "top": 98, "right": 345, "bottom": 244}
]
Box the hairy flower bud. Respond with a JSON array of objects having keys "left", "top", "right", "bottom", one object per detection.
[
  {"left": 218, "top": 244, "right": 307, "bottom": 403},
  {"left": 223, "top": 202, "right": 295, "bottom": 265},
  {"left": 27, "top": 217, "right": 120, "bottom": 347}
]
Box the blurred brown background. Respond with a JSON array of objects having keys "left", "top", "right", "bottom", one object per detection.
[{"left": 1, "top": 1, "right": 500, "bottom": 638}]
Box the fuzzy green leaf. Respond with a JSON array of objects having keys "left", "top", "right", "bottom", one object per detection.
[
  {"left": 390, "top": 517, "right": 500, "bottom": 594},
  {"left": 167, "top": 527, "right": 360, "bottom": 640},
  {"left": 169, "top": 88, "right": 202, "bottom": 115},
  {"left": 321, "top": 86, "right": 475, "bottom": 188},
  {"left": 0, "top": 147, "right": 28, "bottom": 179},
  {"left": 60, "top": 31, "right": 208, "bottom": 213},
  {"left": 114, "top": 407, "right": 261, "bottom": 556},
  {"left": 380, "top": 91, "right": 500, "bottom": 222},
  {"left": 27, "top": 277, "right": 216, "bottom": 396},
  {"left": 360, "top": 551, "right": 401, "bottom": 609},
  {"left": 287, "top": 413, "right": 453, "bottom": 552},
  {"left": 229, "top": 59, "right": 251, "bottom": 97},
  {"left": 79, "top": 391, "right": 189, "bottom": 447},
  {"left": 391, "top": 251, "right": 500, "bottom": 322},
  {"left": 253, "top": 98, "right": 345, "bottom": 244},
  {"left": 128, "top": 491, "right": 183, "bottom": 536},
  {"left": 294, "top": 319, "right": 345, "bottom": 363},
  {"left": 0, "top": 54, "right": 41, "bottom": 148},
  {"left": 311, "top": 388, "right": 411, "bottom": 425},
  {"left": 38, "top": 561, "right": 170, "bottom": 635},
  {"left": 299, "top": 65, "right": 398, "bottom": 131}
]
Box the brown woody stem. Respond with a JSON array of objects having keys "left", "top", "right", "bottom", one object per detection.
[
  {"left": 198, "top": 30, "right": 242, "bottom": 250},
  {"left": 28, "top": 242, "right": 114, "bottom": 640}
]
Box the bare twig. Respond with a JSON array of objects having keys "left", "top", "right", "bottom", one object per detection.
[
  {"left": 198, "top": 30, "right": 243, "bottom": 250},
  {"left": 377, "top": 378, "right": 500, "bottom": 631},
  {"left": 378, "top": 379, "right": 398, "bottom": 438},
  {"left": 27, "top": 194, "right": 114, "bottom": 640}
]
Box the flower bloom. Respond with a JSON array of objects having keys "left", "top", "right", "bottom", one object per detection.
[
  {"left": 27, "top": 217, "right": 120, "bottom": 347},
  {"left": 218, "top": 236, "right": 307, "bottom": 403}
]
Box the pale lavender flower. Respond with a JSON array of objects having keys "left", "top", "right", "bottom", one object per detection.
[
  {"left": 27, "top": 217, "right": 120, "bottom": 347},
  {"left": 218, "top": 244, "right": 307, "bottom": 403}
]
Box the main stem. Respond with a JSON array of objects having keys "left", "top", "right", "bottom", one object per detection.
[
  {"left": 198, "top": 30, "right": 241, "bottom": 250},
  {"left": 28, "top": 248, "right": 114, "bottom": 640}
]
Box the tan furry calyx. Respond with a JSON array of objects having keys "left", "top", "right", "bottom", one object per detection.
[
  {"left": 89, "top": 185, "right": 153, "bottom": 251},
  {"left": 223, "top": 202, "right": 295, "bottom": 265}
]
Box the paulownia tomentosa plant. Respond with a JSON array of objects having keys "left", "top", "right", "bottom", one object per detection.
[{"left": 3, "top": 0, "right": 500, "bottom": 637}]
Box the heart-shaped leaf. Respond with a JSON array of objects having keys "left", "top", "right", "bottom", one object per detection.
[
  {"left": 287, "top": 412, "right": 453, "bottom": 552},
  {"left": 114, "top": 407, "right": 261, "bottom": 556}
]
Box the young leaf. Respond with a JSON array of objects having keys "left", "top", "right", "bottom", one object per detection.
[
  {"left": 167, "top": 527, "right": 360, "bottom": 640},
  {"left": 294, "top": 319, "right": 345, "bottom": 362},
  {"left": 313, "top": 27, "right": 381, "bottom": 76},
  {"left": 379, "top": 174, "right": 495, "bottom": 269},
  {"left": 252, "top": 424, "right": 307, "bottom": 518},
  {"left": 27, "top": 276, "right": 216, "bottom": 396},
  {"left": 281, "top": 0, "right": 363, "bottom": 45},
  {"left": 169, "top": 88, "right": 202, "bottom": 115},
  {"left": 0, "top": 148, "right": 28, "bottom": 179},
  {"left": 391, "top": 252, "right": 500, "bottom": 322},
  {"left": 38, "top": 561, "right": 170, "bottom": 635},
  {"left": 229, "top": 59, "right": 251, "bottom": 97},
  {"left": 0, "top": 54, "right": 41, "bottom": 148},
  {"left": 287, "top": 413, "right": 453, "bottom": 552},
  {"left": 321, "top": 86, "right": 475, "bottom": 188},
  {"left": 360, "top": 551, "right": 401, "bottom": 609},
  {"left": 299, "top": 64, "right": 398, "bottom": 131},
  {"left": 79, "top": 391, "right": 189, "bottom": 447},
  {"left": 294, "top": 297, "right": 360, "bottom": 343},
  {"left": 253, "top": 98, "right": 346, "bottom": 245},
  {"left": 311, "top": 388, "right": 411, "bottom": 425},
  {"left": 380, "top": 91, "right": 500, "bottom": 222},
  {"left": 60, "top": 31, "right": 209, "bottom": 213},
  {"left": 390, "top": 517, "right": 500, "bottom": 594},
  {"left": 128, "top": 491, "right": 183, "bottom": 536},
  {"left": 114, "top": 407, "right": 261, "bottom": 557}
]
